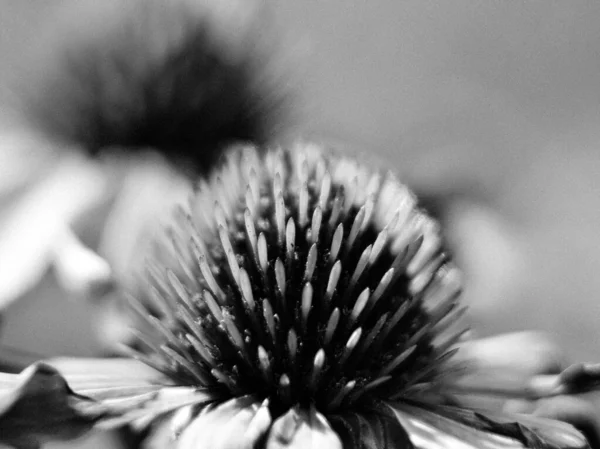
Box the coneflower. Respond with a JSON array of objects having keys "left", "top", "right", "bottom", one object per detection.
[
  {"left": 8, "top": 0, "right": 295, "bottom": 176},
  {"left": 0, "top": 144, "right": 593, "bottom": 448}
]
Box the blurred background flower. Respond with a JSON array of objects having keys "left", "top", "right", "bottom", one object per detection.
[{"left": 0, "top": 0, "right": 298, "bottom": 362}]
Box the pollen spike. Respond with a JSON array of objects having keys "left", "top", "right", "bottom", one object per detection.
[
  {"left": 324, "top": 308, "right": 341, "bottom": 346},
  {"left": 248, "top": 168, "right": 260, "bottom": 205},
  {"left": 257, "top": 233, "right": 269, "bottom": 274},
  {"left": 198, "top": 254, "right": 225, "bottom": 301},
  {"left": 349, "top": 245, "right": 372, "bottom": 288},
  {"left": 328, "top": 194, "right": 343, "bottom": 229},
  {"left": 309, "top": 349, "right": 326, "bottom": 391},
  {"left": 211, "top": 368, "right": 241, "bottom": 393},
  {"left": 244, "top": 209, "right": 259, "bottom": 261},
  {"left": 258, "top": 346, "right": 273, "bottom": 383},
  {"left": 433, "top": 306, "right": 468, "bottom": 335},
  {"left": 310, "top": 206, "right": 322, "bottom": 244},
  {"left": 222, "top": 311, "right": 246, "bottom": 354},
  {"left": 298, "top": 182, "right": 309, "bottom": 227},
  {"left": 285, "top": 218, "right": 296, "bottom": 266},
  {"left": 287, "top": 329, "right": 298, "bottom": 363},
  {"left": 319, "top": 173, "right": 332, "bottom": 210},
  {"left": 304, "top": 243, "right": 318, "bottom": 281},
  {"left": 203, "top": 290, "right": 224, "bottom": 323},
  {"left": 166, "top": 270, "right": 191, "bottom": 307},
  {"left": 369, "top": 229, "right": 388, "bottom": 265},
  {"left": 325, "top": 261, "right": 342, "bottom": 304},
  {"left": 245, "top": 186, "right": 257, "bottom": 217},
  {"left": 348, "top": 375, "right": 392, "bottom": 403},
  {"left": 263, "top": 300, "right": 277, "bottom": 343},
  {"left": 238, "top": 268, "right": 256, "bottom": 311},
  {"left": 279, "top": 374, "right": 292, "bottom": 405},
  {"left": 219, "top": 226, "right": 240, "bottom": 283},
  {"left": 275, "top": 259, "right": 287, "bottom": 305},
  {"left": 354, "top": 313, "right": 388, "bottom": 360},
  {"left": 380, "top": 345, "right": 417, "bottom": 376},
  {"left": 161, "top": 345, "right": 210, "bottom": 385},
  {"left": 329, "top": 224, "right": 344, "bottom": 263},
  {"left": 349, "top": 288, "right": 370, "bottom": 325},
  {"left": 346, "top": 206, "right": 365, "bottom": 250},
  {"left": 369, "top": 268, "right": 395, "bottom": 307},
  {"left": 214, "top": 201, "right": 228, "bottom": 230},
  {"left": 275, "top": 193, "right": 286, "bottom": 248},
  {"left": 301, "top": 282, "right": 313, "bottom": 328},
  {"left": 360, "top": 195, "right": 375, "bottom": 232},
  {"left": 125, "top": 293, "right": 161, "bottom": 330},
  {"left": 379, "top": 300, "right": 413, "bottom": 343},
  {"left": 339, "top": 328, "right": 362, "bottom": 366},
  {"left": 407, "top": 226, "right": 442, "bottom": 277},
  {"left": 327, "top": 380, "right": 356, "bottom": 411},
  {"left": 185, "top": 333, "right": 216, "bottom": 367},
  {"left": 147, "top": 285, "right": 176, "bottom": 323}
]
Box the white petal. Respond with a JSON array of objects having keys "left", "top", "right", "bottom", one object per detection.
[
  {"left": 265, "top": 406, "right": 342, "bottom": 449},
  {"left": 176, "top": 396, "right": 271, "bottom": 449},
  {"left": 0, "top": 155, "right": 108, "bottom": 309}
]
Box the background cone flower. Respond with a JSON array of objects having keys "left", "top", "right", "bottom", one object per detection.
[
  {"left": 0, "top": 143, "right": 592, "bottom": 448},
  {"left": 8, "top": 0, "right": 295, "bottom": 175},
  {"left": 0, "top": 0, "right": 297, "bottom": 343}
]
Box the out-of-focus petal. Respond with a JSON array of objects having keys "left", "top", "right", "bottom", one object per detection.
[
  {"left": 0, "top": 155, "right": 108, "bottom": 310},
  {"left": 51, "top": 228, "right": 114, "bottom": 299},
  {"left": 98, "top": 154, "right": 190, "bottom": 293},
  {"left": 450, "top": 332, "right": 568, "bottom": 408},
  {"left": 390, "top": 403, "right": 523, "bottom": 449},
  {"left": 533, "top": 396, "right": 600, "bottom": 449},
  {"left": 329, "top": 405, "right": 413, "bottom": 449},
  {"left": 265, "top": 406, "right": 342, "bottom": 449},
  {"left": 175, "top": 395, "right": 271, "bottom": 449},
  {"left": 389, "top": 402, "right": 589, "bottom": 449},
  {"left": 0, "top": 363, "right": 97, "bottom": 449},
  {"left": 0, "top": 131, "right": 57, "bottom": 198},
  {"left": 456, "top": 332, "right": 566, "bottom": 375}
]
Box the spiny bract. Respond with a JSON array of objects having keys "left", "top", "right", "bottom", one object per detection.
[{"left": 127, "top": 142, "right": 466, "bottom": 416}]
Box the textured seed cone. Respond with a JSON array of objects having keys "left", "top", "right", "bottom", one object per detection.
[{"left": 128, "top": 142, "right": 466, "bottom": 417}]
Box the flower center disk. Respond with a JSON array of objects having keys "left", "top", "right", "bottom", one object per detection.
[{"left": 127, "top": 143, "right": 466, "bottom": 416}]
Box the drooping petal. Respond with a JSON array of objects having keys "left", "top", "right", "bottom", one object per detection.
[
  {"left": 329, "top": 406, "right": 414, "bottom": 449},
  {"left": 532, "top": 396, "right": 600, "bottom": 449},
  {"left": 174, "top": 395, "right": 271, "bottom": 449},
  {"left": 265, "top": 406, "right": 343, "bottom": 449},
  {"left": 0, "top": 358, "right": 218, "bottom": 447},
  {"left": 388, "top": 401, "right": 589, "bottom": 449},
  {"left": 0, "top": 363, "right": 98, "bottom": 449},
  {"left": 47, "top": 358, "right": 216, "bottom": 430}
]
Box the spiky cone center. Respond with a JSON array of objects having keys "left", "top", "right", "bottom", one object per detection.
[{"left": 126, "top": 143, "right": 467, "bottom": 417}]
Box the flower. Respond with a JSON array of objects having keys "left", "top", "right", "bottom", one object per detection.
[
  {"left": 0, "top": 143, "right": 592, "bottom": 448},
  {"left": 10, "top": 0, "right": 295, "bottom": 176},
  {"left": 0, "top": 0, "right": 296, "bottom": 349}
]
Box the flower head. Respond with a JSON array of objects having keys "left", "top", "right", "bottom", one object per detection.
[
  {"left": 0, "top": 143, "right": 592, "bottom": 448},
  {"left": 10, "top": 0, "right": 295, "bottom": 176}
]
